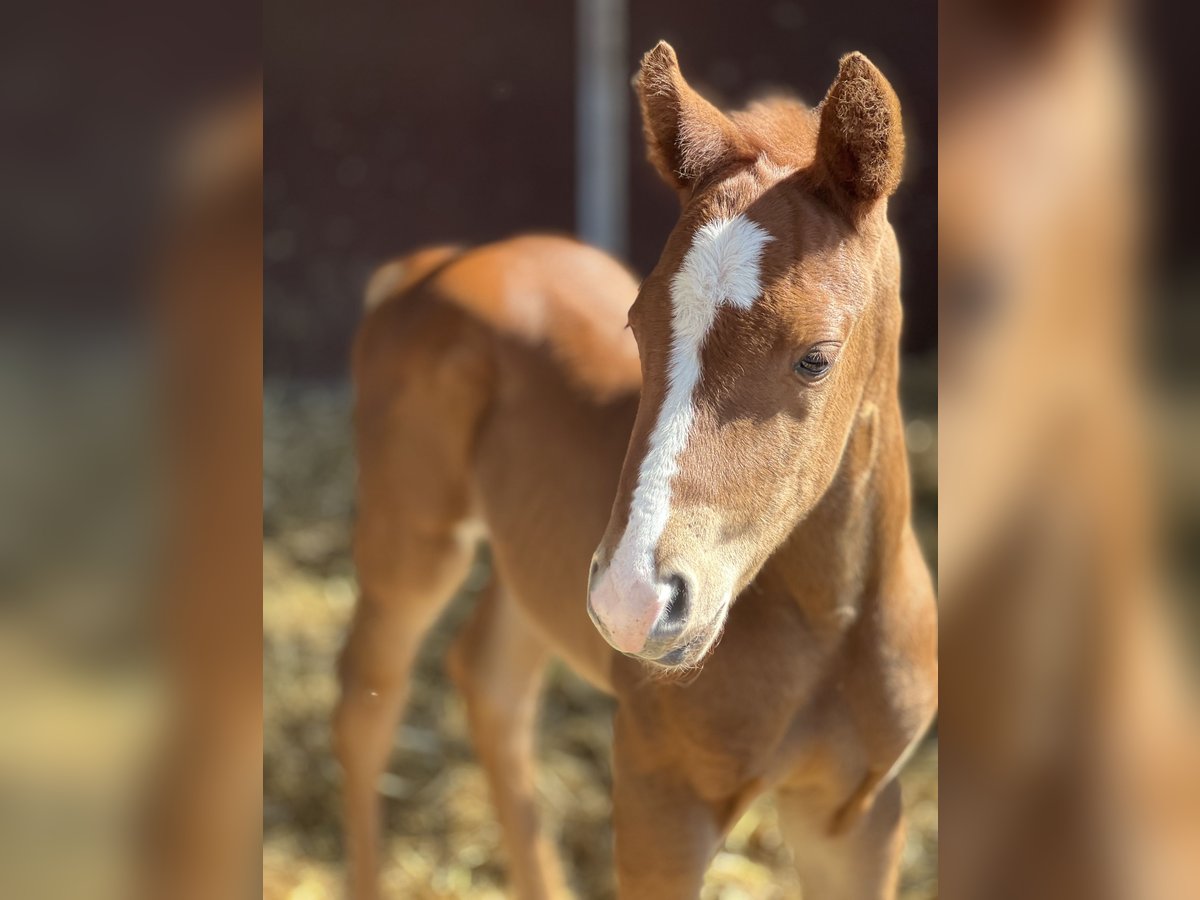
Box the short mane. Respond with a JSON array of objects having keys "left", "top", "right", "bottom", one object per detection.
[{"left": 730, "top": 96, "right": 819, "bottom": 170}]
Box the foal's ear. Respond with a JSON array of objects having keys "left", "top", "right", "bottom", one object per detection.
[
  {"left": 635, "top": 41, "right": 755, "bottom": 192},
  {"left": 813, "top": 53, "right": 905, "bottom": 217}
]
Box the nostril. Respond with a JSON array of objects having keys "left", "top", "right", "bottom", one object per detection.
[
  {"left": 664, "top": 574, "right": 690, "bottom": 624},
  {"left": 590, "top": 558, "right": 600, "bottom": 581}
]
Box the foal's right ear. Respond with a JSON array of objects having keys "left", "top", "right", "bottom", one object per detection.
[{"left": 635, "top": 41, "right": 755, "bottom": 192}]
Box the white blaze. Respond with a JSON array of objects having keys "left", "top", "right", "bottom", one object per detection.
[{"left": 606, "top": 214, "right": 773, "bottom": 613}]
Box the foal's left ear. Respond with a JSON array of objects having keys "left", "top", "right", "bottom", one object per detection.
[{"left": 813, "top": 53, "right": 905, "bottom": 218}]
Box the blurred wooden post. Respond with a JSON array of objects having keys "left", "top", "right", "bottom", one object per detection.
[{"left": 576, "top": 0, "right": 628, "bottom": 259}]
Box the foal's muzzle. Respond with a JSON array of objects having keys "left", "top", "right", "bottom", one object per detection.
[{"left": 586, "top": 558, "right": 696, "bottom": 660}]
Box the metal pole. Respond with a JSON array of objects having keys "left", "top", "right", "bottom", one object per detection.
[{"left": 575, "top": 0, "right": 629, "bottom": 259}]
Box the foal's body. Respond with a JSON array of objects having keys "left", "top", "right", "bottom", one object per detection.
[{"left": 338, "top": 45, "right": 936, "bottom": 899}]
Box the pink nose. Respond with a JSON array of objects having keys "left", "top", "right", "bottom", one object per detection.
[{"left": 587, "top": 568, "right": 665, "bottom": 654}]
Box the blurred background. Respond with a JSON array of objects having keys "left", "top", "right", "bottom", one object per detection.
[
  {"left": 263, "top": 1, "right": 937, "bottom": 898},
  {"left": 938, "top": 1, "right": 1200, "bottom": 897},
  {"left": 264, "top": 0, "right": 937, "bottom": 376},
  {"left": 0, "top": 3, "right": 261, "bottom": 899}
]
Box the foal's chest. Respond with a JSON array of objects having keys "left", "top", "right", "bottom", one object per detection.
[{"left": 615, "top": 595, "right": 841, "bottom": 803}]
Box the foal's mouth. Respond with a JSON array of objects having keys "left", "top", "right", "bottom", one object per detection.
[{"left": 631, "top": 630, "right": 714, "bottom": 671}]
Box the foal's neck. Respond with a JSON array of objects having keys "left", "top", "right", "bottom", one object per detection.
[{"left": 757, "top": 381, "right": 910, "bottom": 633}]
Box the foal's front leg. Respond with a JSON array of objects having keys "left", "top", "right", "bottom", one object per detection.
[
  {"left": 611, "top": 711, "right": 724, "bottom": 899},
  {"left": 779, "top": 778, "right": 906, "bottom": 900}
]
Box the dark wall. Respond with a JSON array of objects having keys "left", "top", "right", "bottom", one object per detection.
[{"left": 265, "top": 0, "right": 936, "bottom": 376}]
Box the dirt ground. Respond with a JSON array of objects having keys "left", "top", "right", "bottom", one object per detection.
[{"left": 263, "top": 378, "right": 938, "bottom": 899}]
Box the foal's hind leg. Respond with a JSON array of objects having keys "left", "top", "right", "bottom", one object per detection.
[
  {"left": 334, "top": 324, "right": 489, "bottom": 899},
  {"left": 778, "top": 778, "right": 906, "bottom": 900},
  {"left": 334, "top": 517, "right": 475, "bottom": 900},
  {"left": 448, "top": 581, "right": 568, "bottom": 900}
]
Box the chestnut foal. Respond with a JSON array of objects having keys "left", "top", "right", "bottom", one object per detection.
[{"left": 335, "top": 44, "right": 936, "bottom": 899}]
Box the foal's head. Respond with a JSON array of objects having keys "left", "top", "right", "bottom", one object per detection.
[{"left": 587, "top": 43, "right": 907, "bottom": 668}]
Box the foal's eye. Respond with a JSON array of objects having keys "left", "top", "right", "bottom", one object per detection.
[{"left": 794, "top": 347, "right": 834, "bottom": 379}]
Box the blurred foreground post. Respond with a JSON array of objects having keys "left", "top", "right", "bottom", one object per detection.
[
  {"left": 575, "top": 0, "right": 629, "bottom": 258},
  {"left": 143, "top": 85, "right": 264, "bottom": 900}
]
